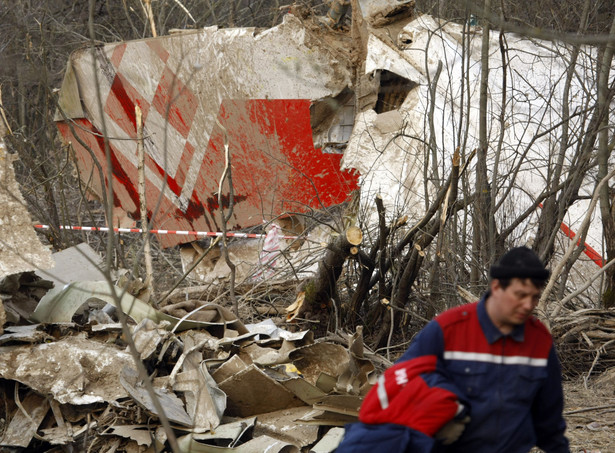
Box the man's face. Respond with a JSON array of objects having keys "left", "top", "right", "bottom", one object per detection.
[{"left": 487, "top": 278, "right": 541, "bottom": 333}]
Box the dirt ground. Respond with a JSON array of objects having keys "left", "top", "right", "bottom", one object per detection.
[{"left": 561, "top": 378, "right": 615, "bottom": 452}]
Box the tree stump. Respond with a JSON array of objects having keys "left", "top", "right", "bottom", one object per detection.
[{"left": 286, "top": 226, "right": 363, "bottom": 323}]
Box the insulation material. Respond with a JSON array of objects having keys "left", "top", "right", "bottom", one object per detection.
[
  {"left": 0, "top": 336, "right": 134, "bottom": 405},
  {"left": 254, "top": 223, "right": 282, "bottom": 281},
  {"left": 0, "top": 133, "right": 53, "bottom": 279}
]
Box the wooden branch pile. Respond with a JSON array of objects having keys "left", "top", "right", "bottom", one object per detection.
[{"left": 551, "top": 308, "right": 615, "bottom": 379}]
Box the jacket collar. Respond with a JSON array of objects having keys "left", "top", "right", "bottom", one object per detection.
[{"left": 477, "top": 292, "right": 525, "bottom": 344}]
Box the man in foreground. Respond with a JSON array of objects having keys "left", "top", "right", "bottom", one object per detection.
[{"left": 337, "top": 246, "right": 570, "bottom": 452}]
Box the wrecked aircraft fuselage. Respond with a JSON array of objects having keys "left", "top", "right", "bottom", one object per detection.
[{"left": 55, "top": 14, "right": 363, "bottom": 248}]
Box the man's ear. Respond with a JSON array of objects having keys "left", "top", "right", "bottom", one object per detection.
[{"left": 490, "top": 279, "right": 501, "bottom": 293}]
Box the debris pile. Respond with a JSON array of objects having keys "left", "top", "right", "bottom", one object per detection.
[
  {"left": 552, "top": 309, "right": 615, "bottom": 379},
  {"left": 0, "top": 277, "right": 388, "bottom": 452}
]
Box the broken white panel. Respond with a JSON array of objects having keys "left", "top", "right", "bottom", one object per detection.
[
  {"left": 34, "top": 242, "right": 108, "bottom": 287},
  {"left": 120, "top": 366, "right": 193, "bottom": 427},
  {"left": 176, "top": 417, "right": 256, "bottom": 450},
  {"left": 344, "top": 14, "right": 613, "bottom": 255},
  {"left": 364, "top": 33, "right": 425, "bottom": 84},
  {"left": 342, "top": 108, "right": 426, "bottom": 226}
]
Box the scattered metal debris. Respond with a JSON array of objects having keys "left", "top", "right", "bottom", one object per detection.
[{"left": 0, "top": 276, "right": 384, "bottom": 451}]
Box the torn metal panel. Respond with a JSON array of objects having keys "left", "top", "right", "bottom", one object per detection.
[
  {"left": 280, "top": 376, "right": 328, "bottom": 405},
  {"left": 178, "top": 417, "right": 256, "bottom": 449},
  {"left": 54, "top": 14, "right": 359, "bottom": 248},
  {"left": 54, "top": 60, "right": 85, "bottom": 120},
  {"left": 0, "top": 324, "right": 53, "bottom": 345},
  {"left": 253, "top": 407, "right": 319, "bottom": 447},
  {"left": 289, "top": 342, "right": 350, "bottom": 386},
  {"left": 335, "top": 326, "right": 376, "bottom": 395},
  {"left": 177, "top": 433, "right": 299, "bottom": 453},
  {"left": 0, "top": 391, "right": 50, "bottom": 447},
  {"left": 309, "top": 427, "right": 345, "bottom": 453},
  {"left": 0, "top": 133, "right": 54, "bottom": 279},
  {"left": 217, "top": 363, "right": 305, "bottom": 417},
  {"left": 310, "top": 88, "right": 356, "bottom": 152},
  {"left": 313, "top": 373, "right": 337, "bottom": 394},
  {"left": 120, "top": 366, "right": 193, "bottom": 427},
  {"left": 364, "top": 33, "right": 425, "bottom": 83},
  {"left": 34, "top": 242, "right": 108, "bottom": 288},
  {"left": 313, "top": 394, "right": 362, "bottom": 418},
  {"left": 211, "top": 354, "right": 249, "bottom": 383},
  {"left": 172, "top": 366, "right": 226, "bottom": 433},
  {"left": 131, "top": 318, "right": 172, "bottom": 360},
  {"left": 32, "top": 280, "right": 247, "bottom": 333},
  {"left": 176, "top": 329, "right": 220, "bottom": 371},
  {"left": 104, "top": 425, "right": 158, "bottom": 447},
  {"left": 341, "top": 108, "right": 425, "bottom": 227},
  {"left": 0, "top": 336, "right": 134, "bottom": 404},
  {"left": 246, "top": 339, "right": 302, "bottom": 367},
  {"left": 295, "top": 409, "right": 357, "bottom": 427}
]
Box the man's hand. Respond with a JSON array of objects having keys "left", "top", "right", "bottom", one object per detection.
[{"left": 435, "top": 416, "right": 471, "bottom": 445}]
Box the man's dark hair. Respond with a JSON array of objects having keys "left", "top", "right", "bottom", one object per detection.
[{"left": 490, "top": 246, "right": 550, "bottom": 289}]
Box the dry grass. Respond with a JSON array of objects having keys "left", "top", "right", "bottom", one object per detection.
[{"left": 561, "top": 377, "right": 615, "bottom": 452}]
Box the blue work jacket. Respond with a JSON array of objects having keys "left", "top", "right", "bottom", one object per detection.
[{"left": 398, "top": 295, "right": 570, "bottom": 453}]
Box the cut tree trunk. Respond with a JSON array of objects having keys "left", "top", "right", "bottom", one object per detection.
[{"left": 286, "top": 226, "right": 363, "bottom": 323}]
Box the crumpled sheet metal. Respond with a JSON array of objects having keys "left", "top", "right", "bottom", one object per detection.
[
  {"left": 172, "top": 365, "right": 227, "bottom": 433},
  {"left": 178, "top": 434, "right": 299, "bottom": 453},
  {"left": 177, "top": 417, "right": 256, "bottom": 451},
  {"left": 253, "top": 407, "right": 319, "bottom": 447},
  {"left": 0, "top": 336, "right": 134, "bottom": 405},
  {"left": 217, "top": 363, "right": 305, "bottom": 417},
  {"left": 335, "top": 326, "right": 376, "bottom": 395},
  {"left": 120, "top": 366, "right": 193, "bottom": 427},
  {"left": 2, "top": 285, "right": 368, "bottom": 450},
  {"left": 344, "top": 13, "right": 609, "bottom": 253},
  {"left": 309, "top": 427, "right": 346, "bottom": 452},
  {"left": 31, "top": 280, "right": 248, "bottom": 334},
  {"left": 288, "top": 342, "right": 350, "bottom": 386},
  {"left": 0, "top": 392, "right": 50, "bottom": 447}
]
